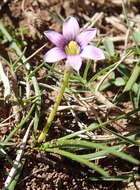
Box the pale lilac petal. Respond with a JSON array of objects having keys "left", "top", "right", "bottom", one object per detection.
[
  {"left": 76, "top": 28, "right": 96, "bottom": 48},
  {"left": 44, "top": 47, "right": 66, "bottom": 62},
  {"left": 63, "top": 17, "right": 80, "bottom": 41},
  {"left": 81, "top": 45, "right": 105, "bottom": 60},
  {"left": 44, "top": 30, "right": 67, "bottom": 48},
  {"left": 67, "top": 55, "right": 82, "bottom": 71}
]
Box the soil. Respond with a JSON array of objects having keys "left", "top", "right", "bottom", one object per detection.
[{"left": 0, "top": 0, "right": 140, "bottom": 190}]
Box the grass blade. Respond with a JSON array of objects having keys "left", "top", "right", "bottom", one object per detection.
[
  {"left": 58, "top": 108, "right": 140, "bottom": 140},
  {"left": 88, "top": 174, "right": 133, "bottom": 182},
  {"left": 37, "top": 147, "right": 109, "bottom": 177},
  {"left": 41, "top": 139, "right": 140, "bottom": 165},
  {"left": 103, "top": 38, "right": 115, "bottom": 57},
  {"left": 124, "top": 59, "right": 140, "bottom": 92}
]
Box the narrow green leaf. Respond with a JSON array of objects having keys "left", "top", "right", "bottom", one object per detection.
[
  {"left": 4, "top": 104, "right": 35, "bottom": 142},
  {"left": 99, "top": 81, "right": 113, "bottom": 91},
  {"left": 108, "top": 71, "right": 115, "bottom": 79},
  {"left": 83, "top": 59, "right": 92, "bottom": 81},
  {"left": 117, "top": 64, "right": 130, "bottom": 77},
  {"left": 0, "top": 141, "right": 14, "bottom": 147},
  {"left": 133, "top": 31, "right": 140, "bottom": 44},
  {"left": 88, "top": 62, "right": 117, "bottom": 83},
  {"left": 103, "top": 38, "right": 115, "bottom": 57},
  {"left": 38, "top": 147, "right": 109, "bottom": 177},
  {"left": 41, "top": 139, "right": 140, "bottom": 165},
  {"left": 79, "top": 151, "right": 108, "bottom": 160},
  {"left": 79, "top": 145, "right": 120, "bottom": 160},
  {"left": 58, "top": 108, "right": 140, "bottom": 140},
  {"left": 124, "top": 59, "right": 140, "bottom": 92},
  {"left": 102, "top": 127, "right": 139, "bottom": 146},
  {"left": 88, "top": 174, "right": 133, "bottom": 182},
  {"left": 130, "top": 83, "right": 140, "bottom": 109}
]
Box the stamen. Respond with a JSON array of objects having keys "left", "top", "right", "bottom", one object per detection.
[{"left": 65, "top": 41, "right": 79, "bottom": 55}]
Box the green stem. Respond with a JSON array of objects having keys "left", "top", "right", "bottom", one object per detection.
[
  {"left": 83, "top": 59, "right": 92, "bottom": 81},
  {"left": 38, "top": 67, "right": 71, "bottom": 143}
]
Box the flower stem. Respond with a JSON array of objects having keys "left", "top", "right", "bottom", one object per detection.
[{"left": 38, "top": 67, "right": 71, "bottom": 143}]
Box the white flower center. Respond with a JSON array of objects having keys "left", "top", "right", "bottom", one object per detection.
[{"left": 65, "top": 41, "right": 80, "bottom": 55}]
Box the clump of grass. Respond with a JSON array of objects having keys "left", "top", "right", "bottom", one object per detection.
[{"left": 0, "top": 1, "right": 140, "bottom": 189}]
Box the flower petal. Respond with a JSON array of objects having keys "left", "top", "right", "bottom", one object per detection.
[
  {"left": 44, "top": 30, "right": 67, "bottom": 48},
  {"left": 67, "top": 55, "right": 82, "bottom": 71},
  {"left": 81, "top": 45, "right": 105, "bottom": 60},
  {"left": 76, "top": 28, "right": 96, "bottom": 48},
  {"left": 44, "top": 47, "right": 66, "bottom": 62},
  {"left": 63, "top": 17, "right": 80, "bottom": 41}
]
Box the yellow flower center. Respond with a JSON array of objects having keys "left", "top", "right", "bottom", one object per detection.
[{"left": 65, "top": 41, "right": 79, "bottom": 55}]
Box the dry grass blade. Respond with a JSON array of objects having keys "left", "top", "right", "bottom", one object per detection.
[
  {"left": 95, "top": 51, "right": 133, "bottom": 92},
  {"left": 0, "top": 61, "right": 11, "bottom": 99},
  {"left": 4, "top": 120, "right": 34, "bottom": 189}
]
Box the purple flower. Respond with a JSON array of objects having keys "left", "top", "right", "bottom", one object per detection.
[{"left": 44, "top": 16, "right": 105, "bottom": 71}]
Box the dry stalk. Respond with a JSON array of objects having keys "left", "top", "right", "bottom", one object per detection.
[
  {"left": 106, "top": 16, "right": 127, "bottom": 33},
  {"left": 82, "top": 12, "right": 104, "bottom": 30},
  {"left": 4, "top": 120, "right": 34, "bottom": 189},
  {"left": 0, "top": 61, "right": 11, "bottom": 99},
  {"left": 95, "top": 51, "right": 133, "bottom": 92}
]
